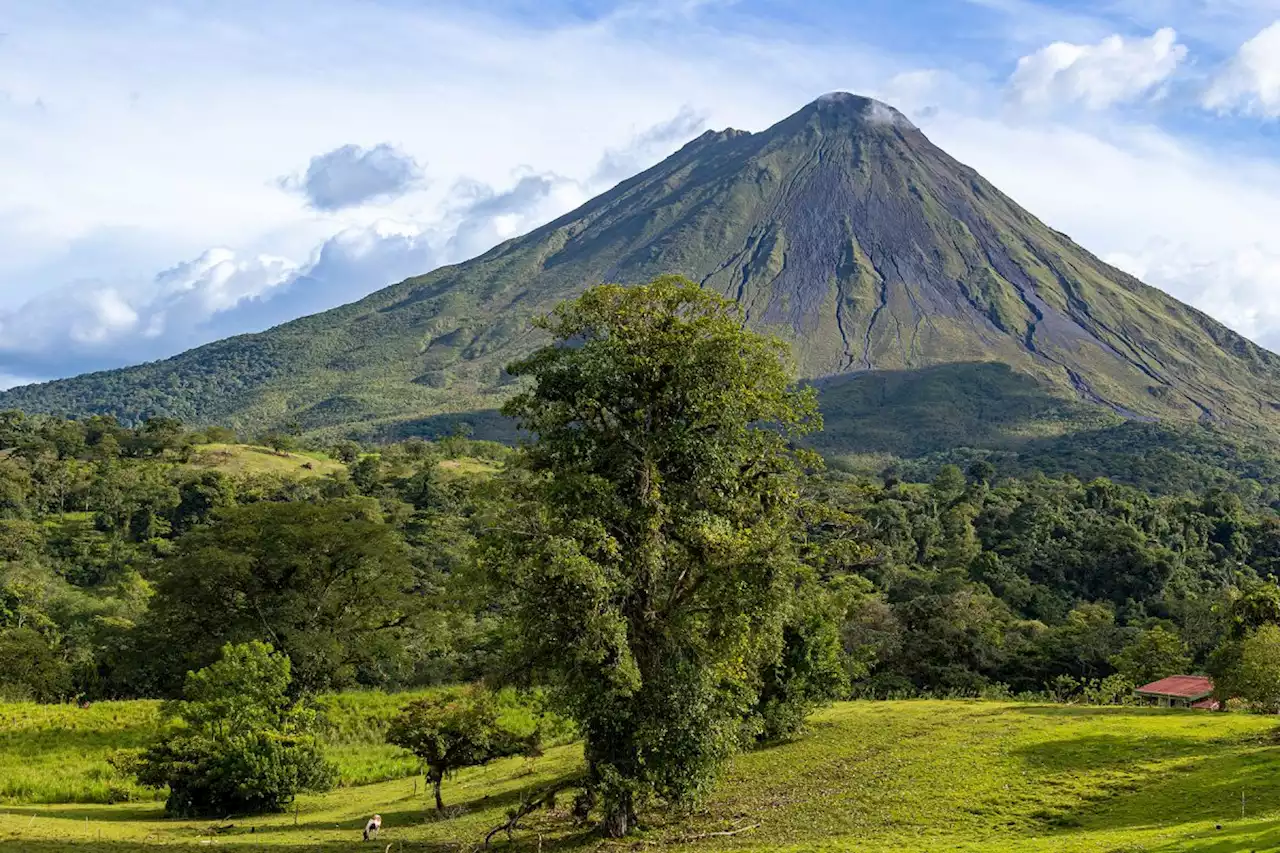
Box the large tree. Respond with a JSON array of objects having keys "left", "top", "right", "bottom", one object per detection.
[
  {"left": 483, "top": 276, "right": 820, "bottom": 836},
  {"left": 140, "top": 499, "right": 420, "bottom": 694}
]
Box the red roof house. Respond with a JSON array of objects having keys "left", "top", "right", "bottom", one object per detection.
[{"left": 1134, "top": 675, "right": 1216, "bottom": 709}]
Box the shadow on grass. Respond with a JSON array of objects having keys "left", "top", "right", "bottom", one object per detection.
[
  {"left": 1014, "top": 738, "right": 1280, "bottom": 840},
  {"left": 1005, "top": 704, "right": 1211, "bottom": 719},
  {"left": 1013, "top": 732, "right": 1222, "bottom": 773},
  {"left": 1147, "top": 817, "right": 1280, "bottom": 852},
  {"left": 8, "top": 805, "right": 167, "bottom": 823},
  {"left": 0, "top": 830, "right": 599, "bottom": 852},
  {"left": 0, "top": 726, "right": 160, "bottom": 754},
  {"left": 284, "top": 772, "right": 582, "bottom": 834}
]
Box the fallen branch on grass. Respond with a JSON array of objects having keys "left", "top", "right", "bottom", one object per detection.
[{"left": 483, "top": 777, "right": 582, "bottom": 848}]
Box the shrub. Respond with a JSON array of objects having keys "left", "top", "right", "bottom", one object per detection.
[
  {"left": 132, "top": 730, "right": 333, "bottom": 817},
  {"left": 129, "top": 642, "right": 335, "bottom": 817},
  {"left": 1081, "top": 674, "right": 1134, "bottom": 706},
  {"left": 754, "top": 599, "right": 849, "bottom": 742}
]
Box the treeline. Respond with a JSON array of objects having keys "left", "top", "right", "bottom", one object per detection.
[
  {"left": 877, "top": 421, "right": 1280, "bottom": 510},
  {"left": 810, "top": 465, "right": 1279, "bottom": 699},
  {"left": 4, "top": 413, "right": 1280, "bottom": 709}
]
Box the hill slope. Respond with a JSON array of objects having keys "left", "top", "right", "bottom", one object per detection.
[{"left": 5, "top": 93, "right": 1280, "bottom": 454}]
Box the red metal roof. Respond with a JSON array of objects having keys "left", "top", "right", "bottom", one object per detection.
[
  {"left": 1135, "top": 675, "right": 1214, "bottom": 699},
  {"left": 1190, "top": 698, "right": 1221, "bottom": 711}
]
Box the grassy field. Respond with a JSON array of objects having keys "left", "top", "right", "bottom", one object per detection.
[
  {"left": 436, "top": 457, "right": 502, "bottom": 478},
  {"left": 186, "top": 443, "right": 346, "bottom": 478},
  {"left": 1, "top": 700, "right": 1278, "bottom": 851},
  {"left": 185, "top": 443, "right": 500, "bottom": 481}
]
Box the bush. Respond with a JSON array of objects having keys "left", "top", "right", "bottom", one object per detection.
[
  {"left": 129, "top": 642, "right": 335, "bottom": 817},
  {"left": 754, "top": 598, "right": 849, "bottom": 742},
  {"left": 0, "top": 627, "right": 72, "bottom": 702},
  {"left": 133, "top": 730, "right": 333, "bottom": 817},
  {"left": 386, "top": 686, "right": 537, "bottom": 811},
  {"left": 1081, "top": 674, "right": 1134, "bottom": 705}
]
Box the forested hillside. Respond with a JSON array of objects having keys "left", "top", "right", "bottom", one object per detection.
[{"left": 3, "top": 401, "right": 1279, "bottom": 705}]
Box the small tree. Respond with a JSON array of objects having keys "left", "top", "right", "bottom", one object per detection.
[
  {"left": 1224, "top": 625, "right": 1280, "bottom": 714},
  {"left": 1111, "top": 626, "right": 1191, "bottom": 686},
  {"left": 261, "top": 432, "right": 298, "bottom": 456},
  {"left": 386, "top": 688, "right": 533, "bottom": 811},
  {"left": 130, "top": 642, "right": 335, "bottom": 816},
  {"left": 332, "top": 440, "right": 362, "bottom": 464}
]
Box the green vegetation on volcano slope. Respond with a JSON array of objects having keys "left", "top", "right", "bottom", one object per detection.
[
  {"left": 2, "top": 700, "right": 1279, "bottom": 852},
  {"left": 811, "top": 363, "right": 1280, "bottom": 506}
]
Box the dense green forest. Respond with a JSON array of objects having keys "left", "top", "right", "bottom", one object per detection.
[{"left": 3, "top": 397, "right": 1280, "bottom": 706}]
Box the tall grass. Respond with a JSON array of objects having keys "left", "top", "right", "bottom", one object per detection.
[
  {"left": 315, "top": 686, "right": 574, "bottom": 788},
  {"left": 0, "top": 700, "right": 163, "bottom": 804},
  {"left": 0, "top": 687, "right": 573, "bottom": 805}
]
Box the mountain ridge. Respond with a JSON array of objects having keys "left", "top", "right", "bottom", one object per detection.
[{"left": 4, "top": 92, "right": 1279, "bottom": 456}]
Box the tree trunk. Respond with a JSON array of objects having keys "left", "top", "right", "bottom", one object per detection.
[
  {"left": 430, "top": 770, "right": 444, "bottom": 812},
  {"left": 602, "top": 790, "right": 634, "bottom": 838},
  {"left": 571, "top": 787, "right": 596, "bottom": 821}
]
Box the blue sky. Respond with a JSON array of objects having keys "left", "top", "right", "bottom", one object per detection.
[{"left": 4, "top": 0, "right": 1280, "bottom": 385}]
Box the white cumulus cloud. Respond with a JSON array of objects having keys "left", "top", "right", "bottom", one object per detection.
[
  {"left": 0, "top": 106, "right": 703, "bottom": 381},
  {"left": 1009, "top": 28, "right": 1188, "bottom": 109},
  {"left": 1203, "top": 21, "right": 1280, "bottom": 116},
  {"left": 0, "top": 249, "right": 298, "bottom": 374}
]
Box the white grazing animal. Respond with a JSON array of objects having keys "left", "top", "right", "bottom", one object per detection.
[{"left": 363, "top": 814, "right": 382, "bottom": 841}]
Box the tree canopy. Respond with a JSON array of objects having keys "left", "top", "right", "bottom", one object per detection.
[
  {"left": 386, "top": 687, "right": 536, "bottom": 811},
  {"left": 141, "top": 499, "right": 421, "bottom": 694}
]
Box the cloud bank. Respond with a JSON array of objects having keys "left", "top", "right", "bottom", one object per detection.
[{"left": 0, "top": 106, "right": 702, "bottom": 380}]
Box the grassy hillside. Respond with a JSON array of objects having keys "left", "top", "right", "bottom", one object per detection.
[
  {"left": 185, "top": 443, "right": 345, "bottom": 478},
  {"left": 2, "top": 700, "right": 1278, "bottom": 851}
]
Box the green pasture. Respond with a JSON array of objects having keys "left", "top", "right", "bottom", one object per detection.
[{"left": 2, "top": 700, "right": 1278, "bottom": 851}]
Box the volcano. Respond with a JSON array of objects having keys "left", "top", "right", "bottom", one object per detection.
[{"left": 5, "top": 93, "right": 1279, "bottom": 455}]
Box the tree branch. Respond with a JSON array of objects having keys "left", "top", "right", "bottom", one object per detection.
[{"left": 482, "top": 776, "right": 582, "bottom": 848}]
